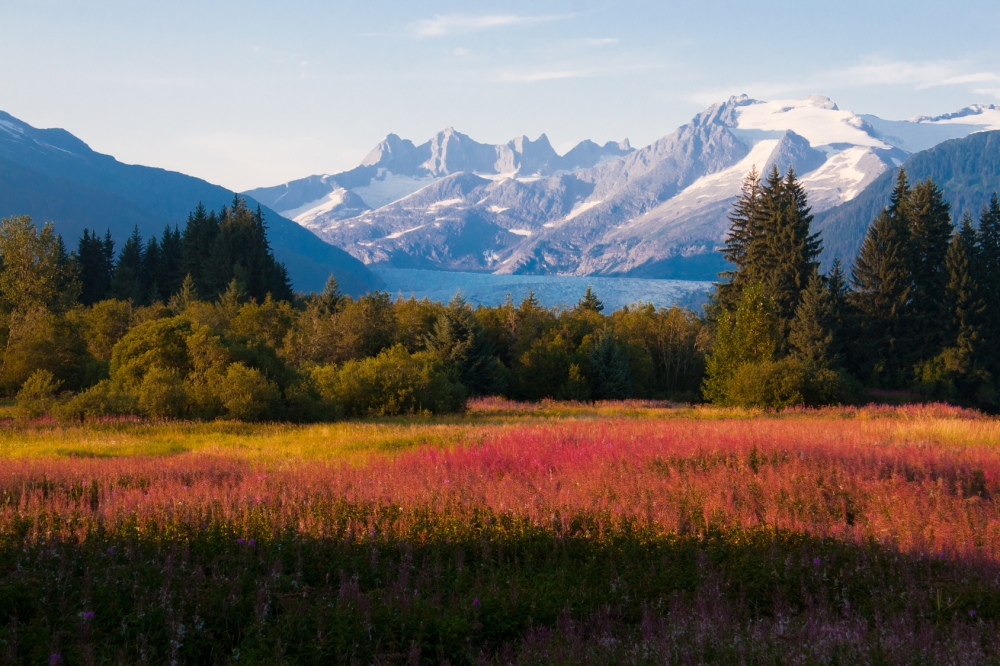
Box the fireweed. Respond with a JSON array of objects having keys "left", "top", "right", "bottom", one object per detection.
[{"left": 1, "top": 405, "right": 1000, "bottom": 663}]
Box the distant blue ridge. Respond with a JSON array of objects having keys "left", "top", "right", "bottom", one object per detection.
[{"left": 376, "top": 268, "right": 712, "bottom": 311}]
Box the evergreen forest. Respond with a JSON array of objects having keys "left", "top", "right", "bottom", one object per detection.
[{"left": 2, "top": 170, "right": 1000, "bottom": 421}]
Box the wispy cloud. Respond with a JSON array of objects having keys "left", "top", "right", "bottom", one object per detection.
[
  {"left": 411, "top": 13, "right": 571, "bottom": 38},
  {"left": 584, "top": 38, "right": 619, "bottom": 46},
  {"left": 496, "top": 68, "right": 590, "bottom": 83},
  {"left": 692, "top": 58, "right": 1000, "bottom": 106},
  {"left": 828, "top": 59, "right": 1000, "bottom": 90}
]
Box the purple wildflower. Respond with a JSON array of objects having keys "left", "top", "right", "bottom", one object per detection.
[
  {"left": 82, "top": 611, "right": 95, "bottom": 620},
  {"left": 49, "top": 654, "right": 62, "bottom": 666},
  {"left": 472, "top": 597, "right": 480, "bottom": 608},
  {"left": 813, "top": 557, "right": 821, "bottom": 566},
  {"left": 248, "top": 539, "right": 256, "bottom": 547},
  {"left": 237, "top": 538, "right": 245, "bottom": 545},
  {"left": 969, "top": 609, "right": 977, "bottom": 617}
]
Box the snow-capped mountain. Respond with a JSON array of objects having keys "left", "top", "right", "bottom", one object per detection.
[
  {"left": 245, "top": 96, "right": 1000, "bottom": 280},
  {"left": 246, "top": 129, "right": 632, "bottom": 229}
]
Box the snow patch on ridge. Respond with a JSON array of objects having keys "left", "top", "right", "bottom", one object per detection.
[
  {"left": 354, "top": 172, "right": 438, "bottom": 209},
  {"left": 735, "top": 97, "right": 888, "bottom": 149},
  {"left": 283, "top": 189, "right": 347, "bottom": 224}
]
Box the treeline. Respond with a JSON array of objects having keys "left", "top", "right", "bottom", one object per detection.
[
  {"left": 707, "top": 165, "right": 1000, "bottom": 409},
  {"left": 0, "top": 206, "right": 704, "bottom": 420},
  {"left": 76, "top": 197, "right": 292, "bottom": 306},
  {"left": 4, "top": 165, "right": 998, "bottom": 421}
]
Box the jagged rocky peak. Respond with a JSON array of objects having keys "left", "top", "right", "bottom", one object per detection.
[
  {"left": 766, "top": 130, "right": 827, "bottom": 175},
  {"left": 361, "top": 133, "right": 417, "bottom": 167},
  {"left": 911, "top": 103, "right": 1000, "bottom": 123}
]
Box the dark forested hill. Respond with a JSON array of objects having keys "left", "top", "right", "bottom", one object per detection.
[
  {"left": 0, "top": 111, "right": 383, "bottom": 295},
  {"left": 815, "top": 130, "right": 1000, "bottom": 268}
]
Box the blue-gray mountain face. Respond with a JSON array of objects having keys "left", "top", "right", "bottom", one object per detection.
[
  {"left": 0, "top": 111, "right": 382, "bottom": 296},
  {"left": 814, "top": 130, "right": 1000, "bottom": 268},
  {"left": 247, "top": 98, "right": 1000, "bottom": 280}
]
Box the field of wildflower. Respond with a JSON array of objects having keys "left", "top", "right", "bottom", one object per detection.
[{"left": 2, "top": 400, "right": 1000, "bottom": 664}]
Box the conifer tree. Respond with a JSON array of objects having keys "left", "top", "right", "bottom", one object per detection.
[
  {"left": 789, "top": 271, "right": 835, "bottom": 369},
  {"left": 167, "top": 274, "right": 198, "bottom": 313},
  {"left": 210, "top": 197, "right": 293, "bottom": 302},
  {"left": 588, "top": 328, "right": 633, "bottom": 399},
  {"left": 906, "top": 178, "right": 953, "bottom": 361},
  {"left": 717, "top": 167, "right": 761, "bottom": 311},
  {"left": 426, "top": 293, "right": 506, "bottom": 395},
  {"left": 317, "top": 275, "right": 343, "bottom": 314},
  {"left": 945, "top": 214, "right": 985, "bottom": 357},
  {"left": 141, "top": 235, "right": 160, "bottom": 303},
  {"left": 916, "top": 214, "right": 991, "bottom": 403},
  {"left": 978, "top": 194, "right": 1000, "bottom": 378},
  {"left": 76, "top": 228, "right": 115, "bottom": 305},
  {"left": 182, "top": 203, "right": 220, "bottom": 298},
  {"left": 744, "top": 166, "right": 822, "bottom": 339},
  {"left": 112, "top": 226, "right": 145, "bottom": 303},
  {"left": 849, "top": 210, "right": 911, "bottom": 386},
  {"left": 825, "top": 258, "right": 853, "bottom": 365},
  {"left": 157, "top": 224, "right": 184, "bottom": 301},
  {"left": 577, "top": 286, "right": 604, "bottom": 313}
]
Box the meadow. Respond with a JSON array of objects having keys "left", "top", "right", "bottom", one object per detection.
[{"left": 2, "top": 400, "right": 1000, "bottom": 664}]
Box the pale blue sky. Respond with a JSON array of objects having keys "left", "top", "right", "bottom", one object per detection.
[{"left": 2, "top": 0, "right": 998, "bottom": 191}]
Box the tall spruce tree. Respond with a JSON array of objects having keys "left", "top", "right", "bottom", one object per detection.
[
  {"left": 141, "top": 235, "right": 160, "bottom": 303},
  {"left": 978, "top": 193, "right": 1000, "bottom": 379},
  {"left": 789, "top": 271, "right": 835, "bottom": 369},
  {"left": 825, "top": 258, "right": 853, "bottom": 366},
  {"left": 577, "top": 286, "right": 604, "bottom": 313},
  {"left": 181, "top": 202, "right": 220, "bottom": 298},
  {"left": 76, "top": 229, "right": 116, "bottom": 305},
  {"left": 717, "top": 167, "right": 761, "bottom": 311},
  {"left": 157, "top": 224, "right": 184, "bottom": 301},
  {"left": 111, "top": 226, "right": 145, "bottom": 303},
  {"left": 906, "top": 178, "right": 953, "bottom": 362},
  {"left": 744, "top": 166, "right": 822, "bottom": 339},
  {"left": 849, "top": 209, "right": 912, "bottom": 386},
  {"left": 917, "top": 214, "right": 992, "bottom": 403},
  {"left": 209, "top": 197, "right": 293, "bottom": 302}
]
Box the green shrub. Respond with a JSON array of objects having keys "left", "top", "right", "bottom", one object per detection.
[
  {"left": 216, "top": 362, "right": 282, "bottom": 421},
  {"left": 110, "top": 317, "right": 192, "bottom": 388},
  {"left": 16, "top": 369, "right": 62, "bottom": 419},
  {"left": 313, "top": 344, "right": 467, "bottom": 417},
  {"left": 137, "top": 366, "right": 187, "bottom": 418},
  {"left": 58, "top": 379, "right": 138, "bottom": 419},
  {"left": 723, "top": 357, "right": 809, "bottom": 409}
]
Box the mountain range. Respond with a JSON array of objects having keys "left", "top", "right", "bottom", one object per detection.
[
  {"left": 0, "top": 111, "right": 383, "bottom": 295},
  {"left": 246, "top": 97, "right": 1000, "bottom": 280}
]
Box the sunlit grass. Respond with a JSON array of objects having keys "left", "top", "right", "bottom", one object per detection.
[{"left": 3, "top": 401, "right": 1000, "bottom": 662}]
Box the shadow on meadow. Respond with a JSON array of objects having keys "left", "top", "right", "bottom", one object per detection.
[{"left": 2, "top": 520, "right": 999, "bottom": 665}]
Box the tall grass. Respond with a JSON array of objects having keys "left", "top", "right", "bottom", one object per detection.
[{"left": 2, "top": 405, "right": 1000, "bottom": 663}]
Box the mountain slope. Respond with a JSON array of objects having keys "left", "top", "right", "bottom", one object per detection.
[
  {"left": 0, "top": 111, "right": 382, "bottom": 295},
  {"left": 815, "top": 130, "right": 1000, "bottom": 267},
  {"left": 244, "top": 129, "right": 633, "bottom": 227},
  {"left": 252, "top": 96, "right": 1000, "bottom": 281}
]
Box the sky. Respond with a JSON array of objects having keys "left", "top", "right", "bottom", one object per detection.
[{"left": 2, "top": 0, "right": 999, "bottom": 192}]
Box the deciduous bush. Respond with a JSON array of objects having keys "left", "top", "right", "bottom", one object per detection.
[
  {"left": 110, "top": 317, "right": 192, "bottom": 387},
  {"left": 15, "top": 369, "right": 62, "bottom": 418},
  {"left": 137, "top": 366, "right": 187, "bottom": 418},
  {"left": 313, "top": 344, "right": 467, "bottom": 416},
  {"left": 216, "top": 362, "right": 282, "bottom": 421}
]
